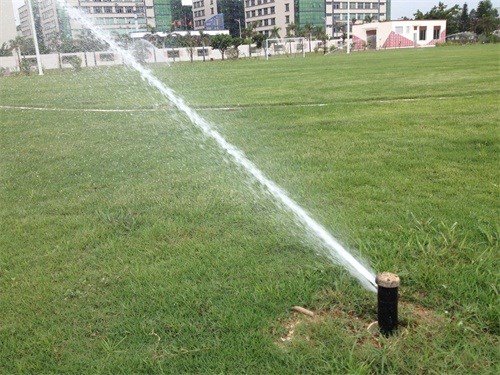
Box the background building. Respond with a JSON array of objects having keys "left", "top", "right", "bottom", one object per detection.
[
  {"left": 193, "top": 0, "right": 243, "bottom": 37},
  {"left": 15, "top": 0, "right": 183, "bottom": 46},
  {"left": 352, "top": 19, "right": 446, "bottom": 50},
  {"left": 18, "top": 3, "right": 33, "bottom": 37},
  {"left": 327, "top": 1, "right": 390, "bottom": 38},
  {"left": 243, "top": 0, "right": 391, "bottom": 38},
  {"left": 244, "top": 0, "right": 289, "bottom": 37},
  {"left": 1, "top": 0, "right": 20, "bottom": 44}
]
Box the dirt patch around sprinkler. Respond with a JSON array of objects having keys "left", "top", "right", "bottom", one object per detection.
[{"left": 276, "top": 301, "right": 444, "bottom": 349}]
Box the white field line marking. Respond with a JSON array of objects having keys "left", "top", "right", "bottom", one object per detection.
[
  {"left": 0, "top": 104, "right": 328, "bottom": 112},
  {"left": 0, "top": 105, "right": 154, "bottom": 112},
  {"left": 1, "top": 95, "right": 468, "bottom": 114}
]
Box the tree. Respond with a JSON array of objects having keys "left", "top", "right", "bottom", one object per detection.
[
  {"left": 210, "top": 34, "right": 233, "bottom": 60},
  {"left": 303, "top": 23, "right": 314, "bottom": 52},
  {"left": 242, "top": 23, "right": 256, "bottom": 56},
  {"left": 8, "top": 36, "right": 36, "bottom": 72},
  {"left": 77, "top": 29, "right": 108, "bottom": 52},
  {"left": 413, "top": 2, "right": 461, "bottom": 34},
  {"left": 314, "top": 27, "right": 329, "bottom": 54},
  {"left": 0, "top": 42, "right": 10, "bottom": 57},
  {"left": 286, "top": 23, "right": 297, "bottom": 37},
  {"left": 231, "top": 37, "right": 244, "bottom": 58},
  {"left": 270, "top": 26, "right": 281, "bottom": 39},
  {"left": 181, "top": 32, "right": 197, "bottom": 62},
  {"left": 252, "top": 33, "right": 265, "bottom": 50},
  {"left": 199, "top": 31, "right": 210, "bottom": 62},
  {"left": 9, "top": 36, "right": 35, "bottom": 56},
  {"left": 473, "top": 0, "right": 499, "bottom": 35},
  {"left": 459, "top": 3, "right": 470, "bottom": 32},
  {"left": 364, "top": 15, "right": 374, "bottom": 23}
]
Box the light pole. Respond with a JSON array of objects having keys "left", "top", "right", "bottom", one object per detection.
[
  {"left": 235, "top": 18, "right": 241, "bottom": 38},
  {"left": 27, "top": 0, "right": 43, "bottom": 75}
]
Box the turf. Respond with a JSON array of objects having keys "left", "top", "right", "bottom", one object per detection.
[{"left": 0, "top": 44, "right": 498, "bottom": 374}]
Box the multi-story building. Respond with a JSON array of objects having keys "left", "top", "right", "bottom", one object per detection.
[
  {"left": 18, "top": 4, "right": 33, "bottom": 38},
  {"left": 0, "top": 0, "right": 21, "bottom": 44},
  {"left": 20, "top": 0, "right": 176, "bottom": 46},
  {"left": 327, "top": 1, "right": 390, "bottom": 38},
  {"left": 192, "top": 0, "right": 243, "bottom": 37},
  {"left": 243, "top": 0, "right": 390, "bottom": 38},
  {"left": 192, "top": 0, "right": 212, "bottom": 29},
  {"left": 244, "top": 0, "right": 289, "bottom": 37}
]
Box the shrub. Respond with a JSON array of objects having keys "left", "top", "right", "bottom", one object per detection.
[
  {"left": 226, "top": 47, "right": 239, "bottom": 60},
  {"left": 20, "top": 59, "right": 34, "bottom": 75},
  {"left": 62, "top": 55, "right": 82, "bottom": 70}
]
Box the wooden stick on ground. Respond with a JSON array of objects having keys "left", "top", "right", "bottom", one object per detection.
[{"left": 292, "top": 306, "right": 315, "bottom": 317}]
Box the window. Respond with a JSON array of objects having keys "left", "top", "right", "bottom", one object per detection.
[
  {"left": 419, "top": 27, "right": 427, "bottom": 40},
  {"left": 115, "top": 6, "right": 123, "bottom": 13},
  {"left": 286, "top": 15, "right": 289, "bottom": 23},
  {"left": 433, "top": 27, "right": 440, "bottom": 39},
  {"left": 167, "top": 50, "right": 180, "bottom": 58},
  {"left": 333, "top": 3, "right": 340, "bottom": 9},
  {"left": 285, "top": 3, "right": 289, "bottom": 11},
  {"left": 94, "top": 6, "right": 102, "bottom": 13},
  {"left": 125, "top": 6, "right": 133, "bottom": 13},
  {"left": 104, "top": 6, "right": 112, "bottom": 13},
  {"left": 395, "top": 26, "right": 403, "bottom": 34}
]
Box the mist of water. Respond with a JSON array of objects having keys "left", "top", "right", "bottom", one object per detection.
[{"left": 58, "top": 1, "right": 377, "bottom": 292}]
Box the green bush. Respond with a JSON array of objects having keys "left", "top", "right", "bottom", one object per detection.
[
  {"left": 226, "top": 47, "right": 239, "bottom": 60},
  {"left": 478, "top": 33, "right": 500, "bottom": 44},
  {"left": 20, "top": 58, "right": 33, "bottom": 75},
  {"left": 62, "top": 55, "right": 82, "bottom": 70}
]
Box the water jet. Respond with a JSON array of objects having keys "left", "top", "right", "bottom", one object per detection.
[
  {"left": 375, "top": 272, "right": 400, "bottom": 336},
  {"left": 57, "top": 0, "right": 377, "bottom": 293}
]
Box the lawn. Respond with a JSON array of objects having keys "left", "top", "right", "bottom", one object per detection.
[{"left": 0, "top": 44, "right": 498, "bottom": 373}]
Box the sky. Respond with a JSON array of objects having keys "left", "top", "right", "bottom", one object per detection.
[{"left": 11, "top": 0, "right": 499, "bottom": 24}]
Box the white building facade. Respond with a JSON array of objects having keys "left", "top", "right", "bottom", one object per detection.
[
  {"left": 327, "top": 1, "right": 389, "bottom": 38},
  {"left": 1, "top": 0, "right": 20, "bottom": 44},
  {"left": 351, "top": 19, "right": 447, "bottom": 50}
]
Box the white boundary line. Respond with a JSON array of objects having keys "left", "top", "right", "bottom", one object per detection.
[{"left": 0, "top": 96, "right": 469, "bottom": 114}]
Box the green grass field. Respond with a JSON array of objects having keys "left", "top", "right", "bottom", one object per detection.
[{"left": 1, "top": 45, "right": 498, "bottom": 374}]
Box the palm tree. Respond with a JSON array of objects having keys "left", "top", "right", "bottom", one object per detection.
[
  {"left": 303, "top": 24, "right": 314, "bottom": 52},
  {"left": 286, "top": 23, "right": 297, "bottom": 37},
  {"left": 199, "top": 30, "right": 210, "bottom": 62},
  {"left": 242, "top": 23, "right": 256, "bottom": 57},
  {"left": 270, "top": 26, "right": 281, "bottom": 39}
]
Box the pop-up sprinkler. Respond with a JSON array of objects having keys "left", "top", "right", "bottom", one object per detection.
[{"left": 376, "top": 272, "right": 400, "bottom": 336}]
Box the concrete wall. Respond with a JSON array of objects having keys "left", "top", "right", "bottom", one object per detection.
[{"left": 1, "top": 44, "right": 309, "bottom": 72}]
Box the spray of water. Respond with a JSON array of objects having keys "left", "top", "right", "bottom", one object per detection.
[{"left": 59, "top": 1, "right": 377, "bottom": 292}]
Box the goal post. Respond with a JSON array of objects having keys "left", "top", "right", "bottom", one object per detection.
[{"left": 265, "top": 37, "right": 306, "bottom": 60}]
